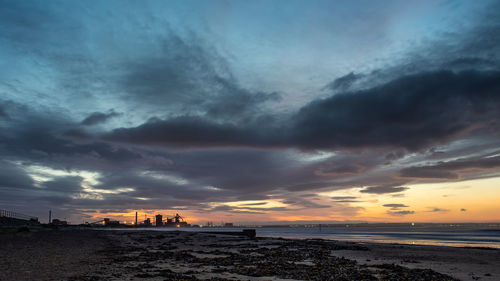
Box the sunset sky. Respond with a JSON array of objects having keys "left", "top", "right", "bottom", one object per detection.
[{"left": 1, "top": 0, "right": 500, "bottom": 224}]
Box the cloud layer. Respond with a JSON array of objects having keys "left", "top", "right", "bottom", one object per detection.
[{"left": 1, "top": 0, "right": 499, "bottom": 223}]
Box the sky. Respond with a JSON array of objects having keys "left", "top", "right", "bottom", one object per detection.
[{"left": 1, "top": 0, "right": 500, "bottom": 225}]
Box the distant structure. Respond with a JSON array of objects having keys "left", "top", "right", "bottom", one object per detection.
[
  {"left": 224, "top": 223, "right": 234, "bottom": 227},
  {"left": 163, "top": 213, "right": 188, "bottom": 227},
  {"left": 0, "top": 209, "right": 39, "bottom": 226},
  {"left": 48, "top": 210, "right": 52, "bottom": 224},
  {"left": 85, "top": 212, "right": 189, "bottom": 228},
  {"left": 51, "top": 219, "right": 68, "bottom": 226},
  {"left": 155, "top": 214, "right": 163, "bottom": 226},
  {"left": 103, "top": 218, "right": 120, "bottom": 226}
]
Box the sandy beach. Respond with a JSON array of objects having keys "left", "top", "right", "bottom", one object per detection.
[{"left": 1, "top": 228, "right": 499, "bottom": 281}]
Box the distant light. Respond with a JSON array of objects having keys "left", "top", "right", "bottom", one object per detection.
[
  {"left": 411, "top": 222, "right": 415, "bottom": 226},
  {"left": 176, "top": 224, "right": 180, "bottom": 228}
]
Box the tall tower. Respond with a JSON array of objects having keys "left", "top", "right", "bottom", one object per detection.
[
  {"left": 49, "top": 210, "right": 52, "bottom": 224},
  {"left": 155, "top": 214, "right": 163, "bottom": 226},
  {"left": 135, "top": 212, "right": 138, "bottom": 226}
]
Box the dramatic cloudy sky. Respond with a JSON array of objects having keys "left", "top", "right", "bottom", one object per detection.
[{"left": 1, "top": 0, "right": 500, "bottom": 224}]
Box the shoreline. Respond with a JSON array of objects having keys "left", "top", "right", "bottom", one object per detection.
[
  {"left": 88, "top": 225, "right": 500, "bottom": 250},
  {"left": 1, "top": 228, "right": 499, "bottom": 280}
]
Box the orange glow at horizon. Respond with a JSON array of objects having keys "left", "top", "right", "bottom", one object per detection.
[{"left": 84, "top": 177, "right": 500, "bottom": 224}]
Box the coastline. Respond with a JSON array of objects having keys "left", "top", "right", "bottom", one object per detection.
[{"left": 1, "top": 228, "right": 498, "bottom": 281}]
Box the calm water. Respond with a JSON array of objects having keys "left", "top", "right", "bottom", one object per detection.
[{"left": 109, "top": 224, "right": 500, "bottom": 249}]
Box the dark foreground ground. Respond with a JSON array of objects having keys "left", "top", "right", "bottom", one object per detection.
[{"left": 1, "top": 228, "right": 499, "bottom": 281}]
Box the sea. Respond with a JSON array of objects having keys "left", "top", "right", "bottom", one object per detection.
[{"left": 109, "top": 223, "right": 500, "bottom": 249}]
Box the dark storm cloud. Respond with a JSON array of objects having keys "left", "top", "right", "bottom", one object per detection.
[
  {"left": 1, "top": 103, "right": 342, "bottom": 213},
  {"left": 105, "top": 70, "right": 500, "bottom": 151},
  {"left": 0, "top": 161, "right": 34, "bottom": 189},
  {"left": 41, "top": 176, "right": 84, "bottom": 194},
  {"left": 104, "top": 116, "right": 280, "bottom": 148},
  {"left": 0, "top": 103, "right": 142, "bottom": 165},
  {"left": 360, "top": 185, "right": 409, "bottom": 194},
  {"left": 445, "top": 57, "right": 498, "bottom": 69},
  {"left": 81, "top": 111, "right": 120, "bottom": 126},
  {"left": 0, "top": 105, "right": 8, "bottom": 118},
  {"left": 292, "top": 70, "right": 500, "bottom": 151},
  {"left": 400, "top": 154, "right": 500, "bottom": 180},
  {"left": 449, "top": 1, "right": 500, "bottom": 64}
]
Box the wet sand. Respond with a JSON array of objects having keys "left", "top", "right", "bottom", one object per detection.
[
  {"left": 1, "top": 228, "right": 499, "bottom": 280},
  {"left": 0, "top": 228, "right": 108, "bottom": 281}
]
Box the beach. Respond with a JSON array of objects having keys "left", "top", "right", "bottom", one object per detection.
[{"left": 1, "top": 228, "right": 499, "bottom": 281}]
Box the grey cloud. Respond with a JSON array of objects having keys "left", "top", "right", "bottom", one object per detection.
[
  {"left": 400, "top": 167, "right": 459, "bottom": 179},
  {"left": 121, "top": 33, "right": 280, "bottom": 121},
  {"left": 426, "top": 208, "right": 449, "bottom": 213},
  {"left": 388, "top": 210, "right": 415, "bottom": 216},
  {"left": 360, "top": 185, "right": 409, "bottom": 194},
  {"left": 41, "top": 176, "right": 84, "bottom": 194},
  {"left": 400, "top": 154, "right": 500, "bottom": 180},
  {"left": 331, "top": 196, "right": 360, "bottom": 203},
  {"left": 385, "top": 150, "right": 405, "bottom": 161},
  {"left": 81, "top": 111, "right": 120, "bottom": 126},
  {"left": 460, "top": 208, "right": 467, "bottom": 212},
  {"left": 299, "top": 193, "right": 318, "bottom": 198},
  {"left": 383, "top": 203, "right": 409, "bottom": 210},
  {"left": 315, "top": 163, "right": 363, "bottom": 176},
  {"left": 325, "top": 72, "right": 361, "bottom": 91},
  {"left": 282, "top": 198, "right": 330, "bottom": 209},
  {"left": 0, "top": 1, "right": 62, "bottom": 46},
  {"left": 240, "top": 202, "right": 268, "bottom": 206},
  {"left": 105, "top": 70, "right": 500, "bottom": 151},
  {"left": 208, "top": 205, "right": 268, "bottom": 214},
  {"left": 331, "top": 196, "right": 357, "bottom": 200}
]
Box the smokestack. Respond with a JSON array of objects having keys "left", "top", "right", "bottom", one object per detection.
[
  {"left": 135, "top": 212, "right": 138, "bottom": 226},
  {"left": 49, "top": 210, "right": 52, "bottom": 224}
]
